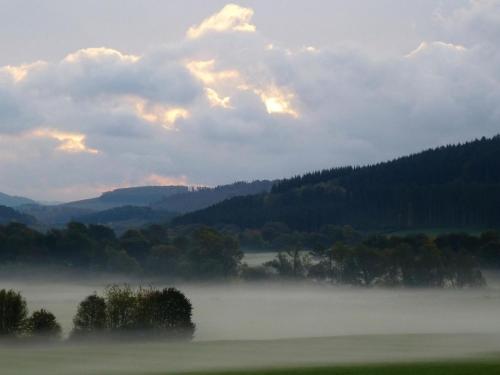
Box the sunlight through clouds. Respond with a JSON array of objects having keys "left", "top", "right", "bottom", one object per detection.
[
  {"left": 187, "top": 4, "right": 256, "bottom": 39},
  {"left": 185, "top": 59, "right": 240, "bottom": 85},
  {"left": 144, "top": 174, "right": 189, "bottom": 186},
  {"left": 205, "top": 88, "right": 232, "bottom": 108},
  {"left": 1, "top": 61, "right": 46, "bottom": 82},
  {"left": 32, "top": 129, "right": 99, "bottom": 154},
  {"left": 132, "top": 98, "right": 189, "bottom": 130},
  {"left": 64, "top": 47, "right": 141, "bottom": 64},
  {"left": 251, "top": 86, "right": 299, "bottom": 118}
]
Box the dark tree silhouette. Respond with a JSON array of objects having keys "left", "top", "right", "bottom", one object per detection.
[
  {"left": 136, "top": 287, "right": 195, "bottom": 339},
  {"left": 26, "top": 309, "right": 62, "bottom": 340},
  {"left": 71, "top": 294, "right": 107, "bottom": 337},
  {"left": 72, "top": 285, "right": 195, "bottom": 340},
  {"left": 0, "top": 289, "right": 27, "bottom": 337}
]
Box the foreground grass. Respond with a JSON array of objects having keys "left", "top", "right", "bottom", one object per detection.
[
  {"left": 2, "top": 334, "right": 500, "bottom": 375},
  {"left": 179, "top": 361, "right": 500, "bottom": 375}
]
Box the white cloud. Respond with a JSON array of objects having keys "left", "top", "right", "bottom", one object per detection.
[{"left": 63, "top": 47, "right": 140, "bottom": 64}]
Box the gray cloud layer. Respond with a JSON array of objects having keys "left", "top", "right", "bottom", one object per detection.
[{"left": 0, "top": 1, "right": 499, "bottom": 201}]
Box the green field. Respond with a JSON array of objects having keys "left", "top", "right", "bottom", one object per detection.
[
  {"left": 1, "top": 334, "right": 500, "bottom": 375},
  {"left": 178, "top": 361, "right": 500, "bottom": 375}
]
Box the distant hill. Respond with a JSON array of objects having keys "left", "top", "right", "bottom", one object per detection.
[
  {"left": 0, "top": 192, "right": 36, "bottom": 207},
  {"left": 174, "top": 136, "right": 500, "bottom": 231},
  {"left": 62, "top": 186, "right": 189, "bottom": 211},
  {"left": 19, "top": 186, "right": 187, "bottom": 226},
  {"left": 0, "top": 205, "right": 36, "bottom": 225},
  {"left": 22, "top": 182, "right": 274, "bottom": 227},
  {"left": 153, "top": 180, "right": 274, "bottom": 213},
  {"left": 75, "top": 205, "right": 177, "bottom": 232},
  {"left": 18, "top": 204, "right": 93, "bottom": 227}
]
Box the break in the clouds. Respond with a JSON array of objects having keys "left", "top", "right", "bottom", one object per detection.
[{"left": 0, "top": 1, "right": 499, "bottom": 201}]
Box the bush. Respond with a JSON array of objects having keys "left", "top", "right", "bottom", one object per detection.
[
  {"left": 136, "top": 287, "right": 195, "bottom": 339},
  {"left": 26, "top": 309, "right": 62, "bottom": 340}
]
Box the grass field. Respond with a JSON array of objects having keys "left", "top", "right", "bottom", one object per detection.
[
  {"left": 1, "top": 334, "right": 499, "bottom": 375},
  {"left": 178, "top": 361, "right": 500, "bottom": 375}
]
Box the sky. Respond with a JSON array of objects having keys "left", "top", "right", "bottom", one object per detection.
[{"left": 0, "top": 0, "right": 499, "bottom": 201}]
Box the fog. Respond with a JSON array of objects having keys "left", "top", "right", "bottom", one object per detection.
[
  {"left": 1, "top": 275, "right": 500, "bottom": 374},
  {"left": 6, "top": 276, "right": 500, "bottom": 341}
]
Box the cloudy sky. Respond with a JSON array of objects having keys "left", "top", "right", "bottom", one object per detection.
[{"left": 0, "top": 0, "right": 499, "bottom": 201}]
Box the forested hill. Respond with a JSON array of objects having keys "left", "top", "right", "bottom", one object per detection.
[{"left": 174, "top": 136, "right": 500, "bottom": 231}]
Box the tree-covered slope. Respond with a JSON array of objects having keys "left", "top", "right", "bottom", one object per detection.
[{"left": 174, "top": 136, "right": 500, "bottom": 231}]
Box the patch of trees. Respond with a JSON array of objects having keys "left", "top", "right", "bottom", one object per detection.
[
  {"left": 72, "top": 285, "right": 195, "bottom": 340},
  {"left": 0, "top": 286, "right": 195, "bottom": 343},
  {"left": 0, "top": 222, "right": 242, "bottom": 279},
  {"left": 174, "top": 136, "right": 500, "bottom": 231},
  {"left": 243, "top": 233, "right": 490, "bottom": 288}
]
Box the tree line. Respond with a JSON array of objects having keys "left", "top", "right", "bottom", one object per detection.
[
  {"left": 174, "top": 136, "right": 500, "bottom": 231},
  {"left": 254, "top": 234, "right": 485, "bottom": 287},
  {"left": 0, "top": 285, "right": 194, "bottom": 342},
  {"left": 0, "top": 222, "right": 242, "bottom": 279},
  {"left": 0, "top": 220, "right": 498, "bottom": 287}
]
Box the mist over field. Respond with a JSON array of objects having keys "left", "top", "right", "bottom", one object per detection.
[
  {"left": 3, "top": 277, "right": 500, "bottom": 341},
  {"left": 1, "top": 275, "right": 500, "bottom": 374}
]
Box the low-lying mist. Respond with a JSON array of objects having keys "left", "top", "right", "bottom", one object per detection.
[
  {"left": 1, "top": 274, "right": 500, "bottom": 341},
  {"left": 1, "top": 274, "right": 500, "bottom": 374}
]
